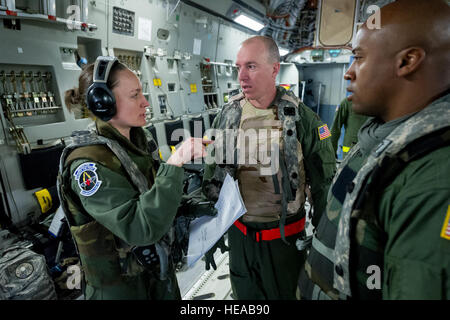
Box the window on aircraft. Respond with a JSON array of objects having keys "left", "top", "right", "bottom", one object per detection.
[{"left": 318, "top": 0, "right": 356, "bottom": 46}]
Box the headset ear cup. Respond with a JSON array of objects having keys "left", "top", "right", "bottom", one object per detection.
[{"left": 86, "top": 83, "right": 117, "bottom": 121}]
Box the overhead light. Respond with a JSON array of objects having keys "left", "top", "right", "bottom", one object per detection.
[
  {"left": 233, "top": 14, "right": 264, "bottom": 32},
  {"left": 279, "top": 48, "right": 289, "bottom": 56}
]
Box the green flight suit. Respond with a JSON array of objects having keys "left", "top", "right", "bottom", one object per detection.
[
  {"left": 299, "top": 92, "right": 450, "bottom": 300},
  {"left": 61, "top": 119, "right": 184, "bottom": 300},
  {"left": 330, "top": 98, "right": 369, "bottom": 157},
  {"left": 203, "top": 87, "right": 336, "bottom": 299}
]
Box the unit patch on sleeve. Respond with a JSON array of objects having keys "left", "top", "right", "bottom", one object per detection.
[
  {"left": 318, "top": 124, "right": 331, "bottom": 140},
  {"left": 74, "top": 162, "right": 102, "bottom": 197},
  {"left": 440, "top": 205, "right": 450, "bottom": 240}
]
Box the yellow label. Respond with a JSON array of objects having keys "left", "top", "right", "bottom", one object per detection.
[
  {"left": 159, "top": 149, "right": 163, "bottom": 160},
  {"left": 440, "top": 205, "right": 450, "bottom": 240},
  {"left": 34, "top": 189, "right": 52, "bottom": 214},
  {"left": 190, "top": 83, "right": 197, "bottom": 93},
  {"left": 170, "top": 145, "right": 176, "bottom": 154},
  {"left": 203, "top": 135, "right": 211, "bottom": 146},
  {"left": 342, "top": 146, "right": 350, "bottom": 153},
  {"left": 153, "top": 78, "right": 162, "bottom": 87}
]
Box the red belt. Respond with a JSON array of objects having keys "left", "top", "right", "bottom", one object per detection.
[{"left": 233, "top": 217, "right": 305, "bottom": 242}]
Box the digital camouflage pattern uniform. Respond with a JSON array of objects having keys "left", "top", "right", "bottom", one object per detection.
[
  {"left": 299, "top": 92, "right": 450, "bottom": 300},
  {"left": 330, "top": 98, "right": 369, "bottom": 158},
  {"left": 0, "top": 246, "right": 57, "bottom": 300},
  {"left": 58, "top": 119, "right": 184, "bottom": 300},
  {"left": 203, "top": 87, "right": 335, "bottom": 299}
]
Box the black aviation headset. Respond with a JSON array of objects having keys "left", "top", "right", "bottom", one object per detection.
[{"left": 86, "top": 56, "right": 119, "bottom": 121}]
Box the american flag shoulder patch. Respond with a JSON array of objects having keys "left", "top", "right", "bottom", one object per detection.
[
  {"left": 318, "top": 124, "right": 331, "bottom": 140},
  {"left": 440, "top": 205, "right": 450, "bottom": 240}
]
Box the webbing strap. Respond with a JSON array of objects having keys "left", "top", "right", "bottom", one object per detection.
[
  {"left": 233, "top": 218, "right": 305, "bottom": 242},
  {"left": 312, "top": 236, "right": 335, "bottom": 264},
  {"left": 272, "top": 174, "right": 281, "bottom": 195},
  {"left": 279, "top": 154, "right": 294, "bottom": 245},
  {"left": 312, "top": 284, "right": 332, "bottom": 300}
]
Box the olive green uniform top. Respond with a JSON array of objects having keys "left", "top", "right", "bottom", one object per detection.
[
  {"left": 378, "top": 138, "right": 450, "bottom": 299},
  {"left": 293, "top": 103, "right": 336, "bottom": 224},
  {"left": 330, "top": 98, "right": 369, "bottom": 157},
  {"left": 203, "top": 87, "right": 335, "bottom": 299},
  {"left": 63, "top": 120, "right": 184, "bottom": 300},
  {"left": 204, "top": 88, "right": 336, "bottom": 227},
  {"left": 300, "top": 93, "right": 450, "bottom": 300}
]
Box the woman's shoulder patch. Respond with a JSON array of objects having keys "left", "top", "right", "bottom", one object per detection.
[{"left": 73, "top": 162, "right": 102, "bottom": 197}]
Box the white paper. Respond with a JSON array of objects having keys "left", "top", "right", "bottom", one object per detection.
[
  {"left": 138, "top": 17, "right": 152, "bottom": 42},
  {"left": 193, "top": 38, "right": 202, "bottom": 55},
  {"left": 186, "top": 174, "right": 246, "bottom": 267},
  {"left": 49, "top": 206, "right": 65, "bottom": 238}
]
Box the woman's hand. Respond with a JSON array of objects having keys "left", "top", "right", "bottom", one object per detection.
[{"left": 166, "top": 137, "right": 212, "bottom": 167}]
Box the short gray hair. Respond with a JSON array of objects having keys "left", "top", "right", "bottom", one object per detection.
[{"left": 242, "top": 36, "right": 280, "bottom": 63}]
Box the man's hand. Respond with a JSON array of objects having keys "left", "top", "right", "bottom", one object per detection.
[
  {"left": 167, "top": 137, "right": 212, "bottom": 167},
  {"left": 204, "top": 236, "right": 230, "bottom": 270}
]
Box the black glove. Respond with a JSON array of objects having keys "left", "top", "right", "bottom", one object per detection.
[
  {"left": 204, "top": 235, "right": 230, "bottom": 271},
  {"left": 177, "top": 194, "right": 218, "bottom": 219},
  {"left": 171, "top": 216, "right": 192, "bottom": 269}
]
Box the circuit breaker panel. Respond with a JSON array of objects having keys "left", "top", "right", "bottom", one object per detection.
[{"left": 0, "top": 66, "right": 63, "bottom": 153}]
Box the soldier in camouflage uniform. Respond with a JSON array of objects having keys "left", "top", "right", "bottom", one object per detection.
[
  {"left": 330, "top": 98, "right": 369, "bottom": 158},
  {"left": 299, "top": 0, "right": 450, "bottom": 300},
  {"left": 59, "top": 61, "right": 206, "bottom": 299},
  {"left": 203, "top": 36, "right": 335, "bottom": 299}
]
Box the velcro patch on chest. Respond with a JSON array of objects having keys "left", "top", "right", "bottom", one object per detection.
[
  {"left": 74, "top": 162, "right": 102, "bottom": 197},
  {"left": 440, "top": 205, "right": 450, "bottom": 240}
]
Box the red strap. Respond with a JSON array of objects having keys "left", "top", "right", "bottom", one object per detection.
[
  {"left": 233, "top": 219, "right": 247, "bottom": 236},
  {"left": 233, "top": 217, "right": 305, "bottom": 242}
]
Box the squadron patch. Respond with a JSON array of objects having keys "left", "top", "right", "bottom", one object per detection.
[
  {"left": 440, "top": 205, "right": 450, "bottom": 240},
  {"left": 318, "top": 124, "right": 331, "bottom": 140},
  {"left": 74, "top": 162, "right": 102, "bottom": 197}
]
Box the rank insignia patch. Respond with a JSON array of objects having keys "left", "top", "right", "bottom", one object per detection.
[
  {"left": 74, "top": 162, "right": 102, "bottom": 197},
  {"left": 318, "top": 124, "right": 331, "bottom": 140},
  {"left": 440, "top": 205, "right": 450, "bottom": 240}
]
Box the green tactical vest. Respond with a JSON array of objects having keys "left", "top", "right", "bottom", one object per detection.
[
  {"left": 57, "top": 125, "right": 172, "bottom": 288},
  {"left": 203, "top": 86, "right": 306, "bottom": 242},
  {"left": 299, "top": 95, "right": 450, "bottom": 300}
]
